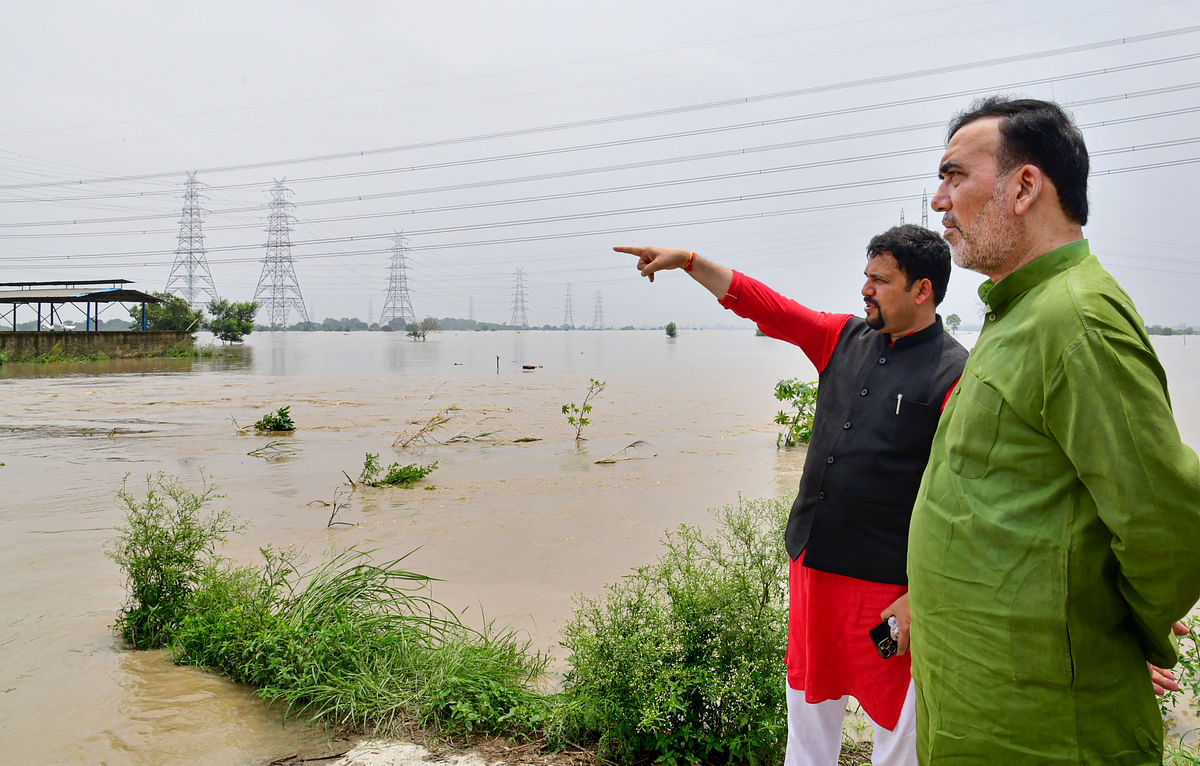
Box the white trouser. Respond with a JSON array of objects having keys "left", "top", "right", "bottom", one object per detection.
[{"left": 783, "top": 678, "right": 917, "bottom": 766}]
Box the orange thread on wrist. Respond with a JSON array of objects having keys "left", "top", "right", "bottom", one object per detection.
[{"left": 683, "top": 252, "right": 697, "bottom": 272}]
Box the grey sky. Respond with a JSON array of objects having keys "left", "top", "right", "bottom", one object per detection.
[{"left": 2, "top": 0, "right": 1198, "bottom": 328}]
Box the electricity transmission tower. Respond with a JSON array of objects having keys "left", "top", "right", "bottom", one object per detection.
[
  {"left": 164, "top": 172, "right": 219, "bottom": 309},
  {"left": 562, "top": 284, "right": 574, "bottom": 329},
  {"left": 253, "top": 180, "right": 311, "bottom": 331},
  {"left": 379, "top": 233, "right": 416, "bottom": 328},
  {"left": 921, "top": 189, "right": 929, "bottom": 228},
  {"left": 592, "top": 292, "right": 604, "bottom": 330},
  {"left": 510, "top": 269, "right": 529, "bottom": 328}
]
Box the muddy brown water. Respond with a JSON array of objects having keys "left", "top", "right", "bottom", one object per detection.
[{"left": 3, "top": 329, "right": 1198, "bottom": 764}]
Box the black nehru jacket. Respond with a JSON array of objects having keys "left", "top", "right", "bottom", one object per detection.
[{"left": 787, "top": 315, "right": 967, "bottom": 585}]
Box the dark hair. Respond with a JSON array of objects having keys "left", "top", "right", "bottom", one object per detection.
[
  {"left": 866, "top": 224, "right": 952, "bottom": 305},
  {"left": 947, "top": 96, "right": 1089, "bottom": 225}
]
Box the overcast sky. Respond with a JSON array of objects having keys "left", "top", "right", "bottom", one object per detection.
[{"left": 2, "top": 0, "right": 1198, "bottom": 328}]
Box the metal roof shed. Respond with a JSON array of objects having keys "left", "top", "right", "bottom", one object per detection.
[{"left": 0, "top": 280, "right": 164, "bottom": 331}]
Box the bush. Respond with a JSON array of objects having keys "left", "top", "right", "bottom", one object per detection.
[
  {"left": 106, "top": 473, "right": 241, "bottom": 649},
  {"left": 554, "top": 496, "right": 791, "bottom": 764},
  {"left": 774, "top": 378, "right": 818, "bottom": 448},
  {"left": 170, "top": 546, "right": 550, "bottom": 738},
  {"left": 359, "top": 452, "right": 437, "bottom": 488},
  {"left": 253, "top": 405, "right": 296, "bottom": 432}
]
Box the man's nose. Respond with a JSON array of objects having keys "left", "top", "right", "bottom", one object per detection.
[{"left": 931, "top": 184, "right": 950, "bottom": 212}]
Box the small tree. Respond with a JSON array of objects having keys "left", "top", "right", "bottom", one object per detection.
[
  {"left": 563, "top": 378, "right": 605, "bottom": 442},
  {"left": 946, "top": 313, "right": 962, "bottom": 333},
  {"left": 407, "top": 316, "right": 441, "bottom": 341},
  {"left": 129, "top": 292, "right": 203, "bottom": 331},
  {"left": 206, "top": 298, "right": 258, "bottom": 344},
  {"left": 665, "top": 321, "right": 677, "bottom": 338}
]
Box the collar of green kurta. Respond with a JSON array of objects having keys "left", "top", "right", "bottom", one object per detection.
[
  {"left": 977, "top": 239, "right": 1091, "bottom": 313},
  {"left": 889, "top": 315, "right": 945, "bottom": 349}
]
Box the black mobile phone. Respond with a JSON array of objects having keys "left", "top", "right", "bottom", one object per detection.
[{"left": 869, "top": 618, "right": 898, "bottom": 659}]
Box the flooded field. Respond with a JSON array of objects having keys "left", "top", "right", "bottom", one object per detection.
[
  {"left": 2, "top": 328, "right": 1199, "bottom": 764},
  {"left": 0, "top": 329, "right": 812, "bottom": 764}
]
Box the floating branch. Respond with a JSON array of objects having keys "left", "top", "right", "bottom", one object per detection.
[
  {"left": 247, "top": 439, "right": 300, "bottom": 459},
  {"left": 307, "top": 483, "right": 354, "bottom": 527},
  {"left": 393, "top": 404, "right": 459, "bottom": 448},
  {"left": 594, "top": 439, "right": 654, "bottom": 464}
]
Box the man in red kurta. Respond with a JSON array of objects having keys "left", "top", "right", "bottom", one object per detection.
[{"left": 617, "top": 225, "right": 966, "bottom": 766}]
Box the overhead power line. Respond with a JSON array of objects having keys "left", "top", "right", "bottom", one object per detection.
[{"left": 1, "top": 25, "right": 1196, "bottom": 192}]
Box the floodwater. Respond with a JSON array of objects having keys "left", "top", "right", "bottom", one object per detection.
[
  {"left": 3, "top": 328, "right": 1199, "bottom": 764},
  {"left": 0, "top": 329, "right": 813, "bottom": 765}
]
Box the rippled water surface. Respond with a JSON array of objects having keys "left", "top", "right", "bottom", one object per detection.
[
  {"left": 0, "top": 329, "right": 814, "bottom": 764},
  {"left": 3, "top": 328, "right": 1198, "bottom": 763}
]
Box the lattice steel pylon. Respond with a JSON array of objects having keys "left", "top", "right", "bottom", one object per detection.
[
  {"left": 164, "top": 172, "right": 219, "bottom": 309},
  {"left": 562, "top": 284, "right": 574, "bottom": 329},
  {"left": 253, "top": 180, "right": 311, "bottom": 331},
  {"left": 592, "top": 291, "right": 604, "bottom": 329},
  {"left": 510, "top": 268, "right": 529, "bottom": 328},
  {"left": 921, "top": 189, "right": 929, "bottom": 228},
  {"left": 379, "top": 233, "right": 416, "bottom": 328}
]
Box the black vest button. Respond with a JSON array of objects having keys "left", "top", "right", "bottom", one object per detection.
[
  {"left": 818, "top": 491, "right": 825, "bottom": 500},
  {"left": 860, "top": 388, "right": 868, "bottom": 396},
  {"left": 826, "top": 456, "right": 835, "bottom": 464},
  {"left": 843, "top": 421, "right": 851, "bottom": 429},
  {"left": 878, "top": 357, "right": 887, "bottom": 364}
]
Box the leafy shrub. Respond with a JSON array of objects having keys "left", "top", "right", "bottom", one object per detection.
[
  {"left": 554, "top": 496, "right": 790, "bottom": 764},
  {"left": 774, "top": 378, "right": 818, "bottom": 448},
  {"left": 106, "top": 472, "right": 241, "bottom": 649},
  {"left": 170, "top": 546, "right": 550, "bottom": 738},
  {"left": 359, "top": 451, "right": 437, "bottom": 488},
  {"left": 665, "top": 321, "right": 677, "bottom": 338},
  {"left": 253, "top": 405, "right": 296, "bottom": 432}
]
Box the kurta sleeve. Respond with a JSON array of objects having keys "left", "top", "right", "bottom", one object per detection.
[
  {"left": 718, "top": 270, "right": 851, "bottom": 373},
  {"left": 1045, "top": 328, "right": 1200, "bottom": 666}
]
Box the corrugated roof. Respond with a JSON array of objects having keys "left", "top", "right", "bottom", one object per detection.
[{"left": 0, "top": 287, "right": 162, "bottom": 304}]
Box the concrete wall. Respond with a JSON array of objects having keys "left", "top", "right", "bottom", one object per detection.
[{"left": 0, "top": 331, "right": 194, "bottom": 361}]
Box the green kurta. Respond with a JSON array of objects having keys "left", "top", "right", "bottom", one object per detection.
[{"left": 908, "top": 240, "right": 1200, "bottom": 764}]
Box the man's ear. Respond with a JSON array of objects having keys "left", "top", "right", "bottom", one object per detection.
[
  {"left": 1012, "top": 164, "right": 1043, "bottom": 216},
  {"left": 912, "top": 277, "right": 934, "bottom": 306}
]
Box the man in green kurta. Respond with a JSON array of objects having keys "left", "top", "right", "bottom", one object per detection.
[{"left": 908, "top": 97, "right": 1200, "bottom": 763}]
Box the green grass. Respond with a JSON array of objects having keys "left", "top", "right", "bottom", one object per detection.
[{"left": 171, "top": 546, "right": 550, "bottom": 739}]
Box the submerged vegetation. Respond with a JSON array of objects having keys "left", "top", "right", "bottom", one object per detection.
[
  {"left": 107, "top": 473, "right": 1200, "bottom": 763},
  {"left": 253, "top": 405, "right": 296, "bottom": 432},
  {"left": 562, "top": 377, "right": 605, "bottom": 442},
  {"left": 106, "top": 473, "right": 242, "bottom": 649},
  {"left": 107, "top": 474, "right": 797, "bottom": 758},
  {"left": 359, "top": 452, "right": 438, "bottom": 488}
]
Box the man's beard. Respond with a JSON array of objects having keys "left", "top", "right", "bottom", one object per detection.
[
  {"left": 947, "top": 187, "right": 1019, "bottom": 276},
  {"left": 865, "top": 300, "right": 884, "bottom": 330}
]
